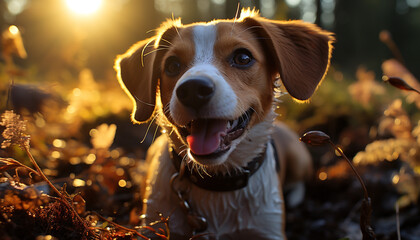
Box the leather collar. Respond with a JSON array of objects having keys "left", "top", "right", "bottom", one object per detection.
[{"left": 170, "top": 144, "right": 268, "bottom": 192}]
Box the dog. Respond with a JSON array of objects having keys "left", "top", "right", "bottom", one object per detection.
[{"left": 115, "top": 9, "right": 334, "bottom": 240}]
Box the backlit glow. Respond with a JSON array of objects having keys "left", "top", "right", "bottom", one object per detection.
[{"left": 66, "top": 0, "right": 102, "bottom": 15}]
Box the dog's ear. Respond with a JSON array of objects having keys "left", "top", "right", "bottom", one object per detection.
[
  {"left": 115, "top": 38, "right": 160, "bottom": 123},
  {"left": 242, "top": 17, "right": 334, "bottom": 101}
]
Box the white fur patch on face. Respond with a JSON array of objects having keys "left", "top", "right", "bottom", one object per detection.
[
  {"left": 169, "top": 24, "right": 238, "bottom": 126},
  {"left": 193, "top": 24, "right": 217, "bottom": 64}
]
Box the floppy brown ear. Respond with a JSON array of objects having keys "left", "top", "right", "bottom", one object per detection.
[
  {"left": 115, "top": 37, "right": 160, "bottom": 123},
  {"left": 242, "top": 17, "right": 334, "bottom": 100}
]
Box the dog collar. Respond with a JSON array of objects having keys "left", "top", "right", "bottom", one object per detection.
[{"left": 170, "top": 144, "right": 268, "bottom": 192}]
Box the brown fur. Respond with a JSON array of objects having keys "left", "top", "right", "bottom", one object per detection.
[{"left": 115, "top": 14, "right": 334, "bottom": 125}]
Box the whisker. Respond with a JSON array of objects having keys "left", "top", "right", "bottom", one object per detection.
[
  {"left": 140, "top": 113, "right": 158, "bottom": 144},
  {"left": 172, "top": 13, "right": 182, "bottom": 41},
  {"left": 178, "top": 144, "right": 188, "bottom": 152},
  {"left": 163, "top": 103, "right": 171, "bottom": 115},
  {"left": 181, "top": 153, "right": 193, "bottom": 172},
  {"left": 230, "top": 2, "right": 241, "bottom": 36},
  {"left": 143, "top": 47, "right": 170, "bottom": 57},
  {"left": 144, "top": 44, "right": 171, "bottom": 49},
  {"left": 200, "top": 166, "right": 212, "bottom": 177},
  {"left": 249, "top": 107, "right": 263, "bottom": 120},
  {"left": 240, "top": 113, "right": 247, "bottom": 126},
  {"left": 169, "top": 128, "right": 175, "bottom": 136},
  {"left": 186, "top": 151, "right": 195, "bottom": 173},
  {"left": 195, "top": 164, "right": 205, "bottom": 179},
  {"left": 159, "top": 38, "right": 173, "bottom": 46},
  {"left": 151, "top": 123, "right": 160, "bottom": 143},
  {"left": 141, "top": 38, "right": 156, "bottom": 67},
  {"left": 164, "top": 108, "right": 170, "bottom": 115},
  {"left": 179, "top": 148, "right": 188, "bottom": 156},
  {"left": 132, "top": 94, "right": 155, "bottom": 107},
  {"left": 146, "top": 29, "right": 156, "bottom": 34},
  {"left": 181, "top": 151, "right": 188, "bottom": 161}
]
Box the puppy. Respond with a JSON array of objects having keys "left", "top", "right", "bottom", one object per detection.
[{"left": 115, "top": 9, "right": 333, "bottom": 240}]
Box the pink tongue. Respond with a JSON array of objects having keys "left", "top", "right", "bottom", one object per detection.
[{"left": 187, "top": 119, "right": 228, "bottom": 155}]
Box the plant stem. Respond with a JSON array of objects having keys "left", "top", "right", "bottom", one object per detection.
[
  {"left": 23, "top": 146, "right": 62, "bottom": 196},
  {"left": 328, "top": 141, "right": 369, "bottom": 200},
  {"left": 1, "top": 157, "right": 39, "bottom": 177},
  {"left": 22, "top": 145, "right": 91, "bottom": 233},
  {"left": 328, "top": 141, "right": 376, "bottom": 240},
  {"left": 396, "top": 202, "right": 401, "bottom": 240},
  {"left": 92, "top": 211, "right": 150, "bottom": 239}
]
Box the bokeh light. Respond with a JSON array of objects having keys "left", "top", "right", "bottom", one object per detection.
[
  {"left": 285, "top": 0, "right": 301, "bottom": 7},
  {"left": 8, "top": 25, "right": 19, "bottom": 35},
  {"left": 319, "top": 171, "right": 328, "bottom": 181}
]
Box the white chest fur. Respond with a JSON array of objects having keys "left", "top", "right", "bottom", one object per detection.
[{"left": 142, "top": 135, "right": 284, "bottom": 240}]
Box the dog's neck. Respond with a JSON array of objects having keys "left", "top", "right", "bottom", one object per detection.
[{"left": 225, "top": 111, "right": 275, "bottom": 170}]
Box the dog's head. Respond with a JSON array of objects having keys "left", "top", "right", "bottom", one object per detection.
[{"left": 115, "top": 9, "right": 334, "bottom": 168}]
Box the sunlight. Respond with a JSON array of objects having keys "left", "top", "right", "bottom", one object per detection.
[{"left": 66, "top": 0, "right": 102, "bottom": 15}]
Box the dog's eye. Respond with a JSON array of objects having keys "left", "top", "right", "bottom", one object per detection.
[
  {"left": 231, "top": 49, "right": 254, "bottom": 69},
  {"left": 164, "top": 56, "right": 182, "bottom": 77}
]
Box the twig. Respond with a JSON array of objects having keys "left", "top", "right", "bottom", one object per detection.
[
  {"left": 328, "top": 141, "right": 376, "bottom": 240},
  {"left": 91, "top": 211, "right": 150, "bottom": 239},
  {"left": 328, "top": 142, "right": 369, "bottom": 200},
  {"left": 0, "top": 157, "right": 39, "bottom": 178},
  {"left": 23, "top": 147, "right": 61, "bottom": 197},
  {"left": 22, "top": 145, "right": 93, "bottom": 236},
  {"left": 395, "top": 202, "right": 401, "bottom": 240}
]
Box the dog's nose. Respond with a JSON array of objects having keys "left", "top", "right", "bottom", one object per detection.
[{"left": 176, "top": 77, "right": 215, "bottom": 110}]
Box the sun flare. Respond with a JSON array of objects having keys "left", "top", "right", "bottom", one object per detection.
[{"left": 66, "top": 0, "right": 102, "bottom": 15}]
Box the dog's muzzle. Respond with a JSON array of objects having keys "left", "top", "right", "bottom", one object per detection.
[{"left": 174, "top": 76, "right": 253, "bottom": 158}]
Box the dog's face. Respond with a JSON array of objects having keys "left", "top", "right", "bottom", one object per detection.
[
  {"left": 159, "top": 21, "right": 274, "bottom": 166},
  {"left": 115, "top": 10, "right": 334, "bottom": 168}
]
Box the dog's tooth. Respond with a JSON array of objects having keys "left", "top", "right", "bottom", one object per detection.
[
  {"left": 227, "top": 121, "right": 232, "bottom": 130},
  {"left": 231, "top": 119, "right": 239, "bottom": 129}
]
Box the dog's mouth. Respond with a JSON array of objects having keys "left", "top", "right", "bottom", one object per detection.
[{"left": 179, "top": 108, "right": 254, "bottom": 159}]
